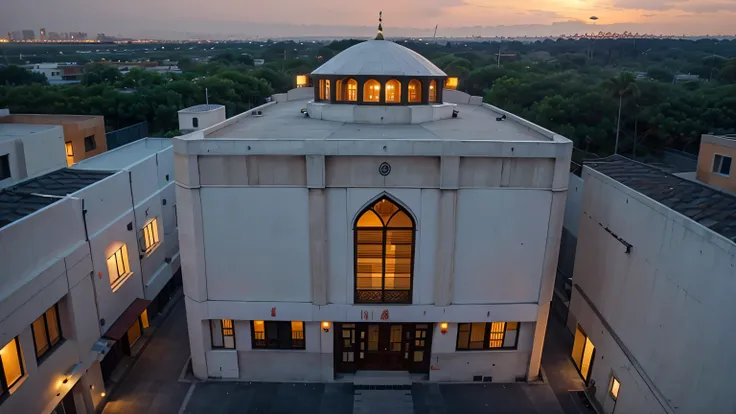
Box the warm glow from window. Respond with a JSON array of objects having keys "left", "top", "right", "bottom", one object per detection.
[
  {"left": 610, "top": 376, "right": 620, "bottom": 400},
  {"left": 337, "top": 78, "right": 358, "bottom": 102},
  {"left": 296, "top": 75, "right": 308, "bottom": 88},
  {"left": 319, "top": 79, "right": 331, "bottom": 100},
  {"left": 253, "top": 320, "right": 265, "bottom": 342},
  {"left": 65, "top": 142, "right": 74, "bottom": 166},
  {"left": 363, "top": 79, "right": 380, "bottom": 102},
  {"left": 355, "top": 198, "right": 414, "bottom": 303},
  {"left": 385, "top": 79, "right": 401, "bottom": 103},
  {"left": 408, "top": 79, "right": 421, "bottom": 103},
  {"left": 0, "top": 338, "right": 23, "bottom": 388},
  {"left": 429, "top": 80, "right": 437, "bottom": 102},
  {"left": 445, "top": 77, "right": 459, "bottom": 90},
  {"left": 107, "top": 243, "right": 131, "bottom": 287},
  {"left": 140, "top": 218, "right": 160, "bottom": 253}
]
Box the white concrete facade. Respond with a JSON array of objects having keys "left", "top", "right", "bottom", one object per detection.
[
  {"left": 177, "top": 105, "right": 226, "bottom": 133},
  {"left": 0, "top": 138, "right": 179, "bottom": 414},
  {"left": 0, "top": 123, "right": 67, "bottom": 189},
  {"left": 568, "top": 165, "right": 736, "bottom": 414},
  {"left": 175, "top": 87, "right": 572, "bottom": 383}
]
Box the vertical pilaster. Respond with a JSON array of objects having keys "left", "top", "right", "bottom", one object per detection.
[
  {"left": 185, "top": 297, "right": 209, "bottom": 380},
  {"left": 433, "top": 190, "right": 457, "bottom": 306},
  {"left": 307, "top": 155, "right": 328, "bottom": 306}
]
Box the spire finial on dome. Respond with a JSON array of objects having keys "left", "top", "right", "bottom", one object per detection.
[{"left": 375, "top": 11, "right": 384, "bottom": 40}]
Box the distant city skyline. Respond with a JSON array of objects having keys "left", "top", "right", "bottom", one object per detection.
[{"left": 2, "top": 0, "right": 735, "bottom": 39}]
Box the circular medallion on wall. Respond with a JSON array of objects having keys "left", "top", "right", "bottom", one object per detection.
[{"left": 378, "top": 162, "right": 391, "bottom": 176}]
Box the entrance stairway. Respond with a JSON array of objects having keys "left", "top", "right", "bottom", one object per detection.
[{"left": 350, "top": 371, "right": 416, "bottom": 414}]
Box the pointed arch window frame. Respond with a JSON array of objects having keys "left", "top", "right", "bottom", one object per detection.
[{"left": 353, "top": 196, "right": 416, "bottom": 304}]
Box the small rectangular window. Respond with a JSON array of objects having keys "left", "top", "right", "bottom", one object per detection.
[
  {"left": 106, "top": 244, "right": 131, "bottom": 287},
  {"left": 252, "top": 321, "right": 305, "bottom": 350},
  {"left": 0, "top": 337, "right": 24, "bottom": 393},
  {"left": 456, "top": 322, "right": 520, "bottom": 350},
  {"left": 0, "top": 154, "right": 10, "bottom": 180},
  {"left": 65, "top": 142, "right": 74, "bottom": 157},
  {"left": 31, "top": 304, "right": 63, "bottom": 362},
  {"left": 610, "top": 375, "right": 620, "bottom": 400},
  {"left": 84, "top": 135, "right": 96, "bottom": 152},
  {"left": 139, "top": 218, "right": 160, "bottom": 253},
  {"left": 713, "top": 154, "right": 732, "bottom": 176},
  {"left": 210, "top": 319, "right": 235, "bottom": 349}
]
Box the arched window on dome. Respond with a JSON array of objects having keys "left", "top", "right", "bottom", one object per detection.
[
  {"left": 337, "top": 78, "right": 358, "bottom": 102},
  {"left": 363, "top": 79, "right": 380, "bottom": 103},
  {"left": 408, "top": 79, "right": 421, "bottom": 103},
  {"left": 429, "top": 80, "right": 437, "bottom": 103},
  {"left": 319, "top": 79, "right": 331, "bottom": 101},
  {"left": 354, "top": 196, "right": 415, "bottom": 304},
  {"left": 385, "top": 79, "right": 401, "bottom": 103}
]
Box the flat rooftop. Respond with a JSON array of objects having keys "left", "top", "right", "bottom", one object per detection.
[
  {"left": 0, "top": 123, "right": 60, "bottom": 141},
  {"left": 586, "top": 155, "right": 736, "bottom": 243},
  {"left": 179, "top": 104, "right": 224, "bottom": 113},
  {"left": 206, "top": 100, "right": 551, "bottom": 142},
  {"left": 0, "top": 168, "right": 114, "bottom": 228},
  {"left": 73, "top": 138, "right": 171, "bottom": 171}
]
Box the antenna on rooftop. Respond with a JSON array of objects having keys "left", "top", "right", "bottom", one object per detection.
[
  {"left": 375, "top": 11, "right": 384, "bottom": 40},
  {"left": 205, "top": 88, "right": 209, "bottom": 105}
]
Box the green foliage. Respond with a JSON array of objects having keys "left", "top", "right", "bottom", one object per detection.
[
  {"left": 82, "top": 63, "right": 122, "bottom": 85},
  {"left": 0, "top": 65, "right": 48, "bottom": 86}
]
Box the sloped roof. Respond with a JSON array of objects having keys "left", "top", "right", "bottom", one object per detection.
[
  {"left": 586, "top": 155, "right": 736, "bottom": 243},
  {"left": 311, "top": 40, "right": 446, "bottom": 77}
]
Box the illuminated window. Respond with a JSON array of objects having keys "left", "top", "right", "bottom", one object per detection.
[
  {"left": 0, "top": 338, "right": 23, "bottom": 393},
  {"left": 445, "top": 77, "right": 459, "bottom": 90},
  {"left": 65, "top": 142, "right": 74, "bottom": 166},
  {"left": 408, "top": 79, "right": 421, "bottom": 103},
  {"left": 211, "top": 319, "right": 235, "bottom": 349},
  {"left": 127, "top": 318, "right": 142, "bottom": 346},
  {"left": 429, "top": 80, "right": 437, "bottom": 102},
  {"left": 385, "top": 79, "right": 401, "bottom": 103},
  {"left": 31, "top": 304, "right": 63, "bottom": 361},
  {"left": 295, "top": 75, "right": 308, "bottom": 88},
  {"left": 609, "top": 375, "right": 620, "bottom": 400},
  {"left": 319, "top": 79, "right": 331, "bottom": 101},
  {"left": 355, "top": 197, "right": 415, "bottom": 304},
  {"left": 456, "top": 322, "right": 519, "bottom": 350},
  {"left": 337, "top": 78, "right": 357, "bottom": 102},
  {"left": 251, "top": 321, "right": 305, "bottom": 349},
  {"left": 713, "top": 154, "right": 732, "bottom": 176},
  {"left": 363, "top": 79, "right": 380, "bottom": 102},
  {"left": 106, "top": 244, "right": 131, "bottom": 288},
  {"left": 571, "top": 324, "right": 596, "bottom": 382},
  {"left": 139, "top": 218, "right": 160, "bottom": 254}
]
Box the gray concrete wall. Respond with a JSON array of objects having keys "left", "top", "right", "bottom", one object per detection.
[{"left": 570, "top": 166, "right": 736, "bottom": 413}]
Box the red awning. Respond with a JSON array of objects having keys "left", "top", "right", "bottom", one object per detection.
[{"left": 103, "top": 298, "right": 151, "bottom": 341}]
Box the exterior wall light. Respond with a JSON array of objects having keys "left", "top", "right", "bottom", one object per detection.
[
  {"left": 296, "top": 75, "right": 309, "bottom": 88},
  {"left": 101, "top": 392, "right": 106, "bottom": 397},
  {"left": 322, "top": 321, "right": 331, "bottom": 332},
  {"left": 445, "top": 77, "right": 459, "bottom": 90},
  {"left": 440, "top": 322, "right": 448, "bottom": 334}
]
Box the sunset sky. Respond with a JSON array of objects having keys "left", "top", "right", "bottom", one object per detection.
[{"left": 2, "top": 0, "right": 735, "bottom": 38}]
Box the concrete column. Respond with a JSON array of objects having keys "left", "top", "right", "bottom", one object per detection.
[
  {"left": 421, "top": 80, "right": 430, "bottom": 105},
  {"left": 527, "top": 302, "right": 550, "bottom": 380},
  {"left": 176, "top": 186, "right": 208, "bottom": 302},
  {"left": 528, "top": 183, "right": 568, "bottom": 380},
  {"left": 309, "top": 189, "right": 328, "bottom": 305},
  {"left": 433, "top": 190, "right": 457, "bottom": 306},
  {"left": 185, "top": 296, "right": 209, "bottom": 380}
]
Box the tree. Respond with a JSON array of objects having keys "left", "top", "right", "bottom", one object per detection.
[
  {"left": 0, "top": 65, "right": 48, "bottom": 86},
  {"left": 82, "top": 63, "right": 122, "bottom": 85},
  {"left": 237, "top": 54, "right": 255, "bottom": 66},
  {"left": 646, "top": 67, "right": 673, "bottom": 82},
  {"left": 605, "top": 72, "right": 640, "bottom": 154},
  {"left": 718, "top": 59, "right": 736, "bottom": 84}
]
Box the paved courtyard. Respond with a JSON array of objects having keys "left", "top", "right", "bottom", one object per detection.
[{"left": 102, "top": 297, "right": 590, "bottom": 414}]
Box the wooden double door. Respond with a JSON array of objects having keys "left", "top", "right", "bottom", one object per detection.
[{"left": 335, "top": 323, "right": 432, "bottom": 373}]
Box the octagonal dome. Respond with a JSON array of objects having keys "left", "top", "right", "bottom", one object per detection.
[{"left": 311, "top": 40, "right": 446, "bottom": 78}]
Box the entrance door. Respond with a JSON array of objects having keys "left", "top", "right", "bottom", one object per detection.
[{"left": 360, "top": 324, "right": 404, "bottom": 370}]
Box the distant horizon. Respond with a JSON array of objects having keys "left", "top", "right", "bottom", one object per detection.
[{"left": 3, "top": 0, "right": 736, "bottom": 40}]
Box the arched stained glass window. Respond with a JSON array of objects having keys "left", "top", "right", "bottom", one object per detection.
[{"left": 354, "top": 197, "right": 415, "bottom": 303}]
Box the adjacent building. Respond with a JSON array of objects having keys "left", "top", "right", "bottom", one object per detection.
[
  {"left": 175, "top": 36, "right": 572, "bottom": 383},
  {"left": 0, "top": 138, "right": 179, "bottom": 414},
  {"left": 0, "top": 113, "right": 107, "bottom": 165},
  {"left": 567, "top": 155, "right": 736, "bottom": 413},
  {"left": 24, "top": 63, "right": 84, "bottom": 85},
  {"left": 694, "top": 134, "right": 734, "bottom": 193},
  {"left": 177, "top": 104, "right": 225, "bottom": 134},
  {"left": 0, "top": 123, "right": 67, "bottom": 189}
]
